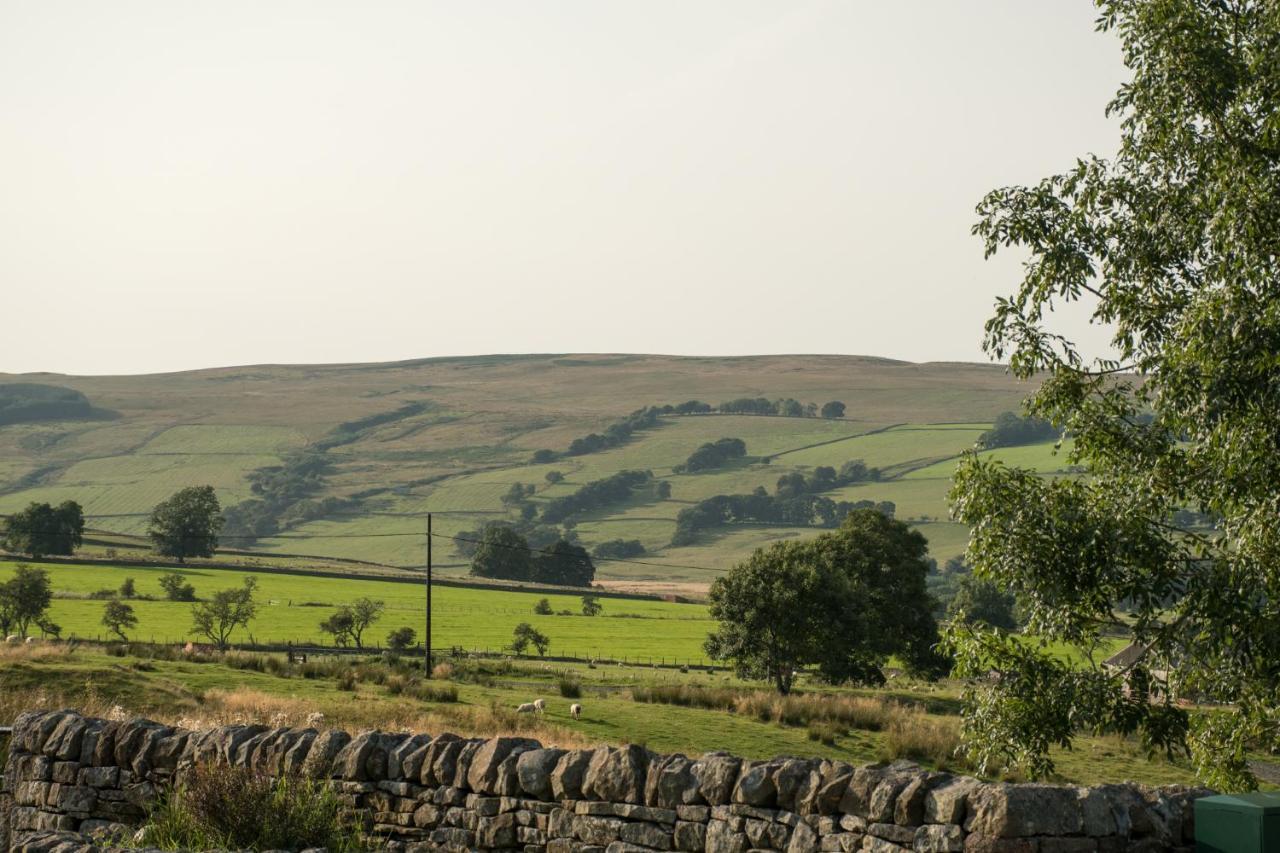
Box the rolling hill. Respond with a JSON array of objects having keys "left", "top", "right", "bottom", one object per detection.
[{"left": 0, "top": 354, "right": 1062, "bottom": 593}]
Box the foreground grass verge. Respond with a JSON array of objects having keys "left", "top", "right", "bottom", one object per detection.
[{"left": 0, "top": 642, "right": 1198, "bottom": 786}]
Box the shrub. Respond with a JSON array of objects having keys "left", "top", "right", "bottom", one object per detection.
[
  {"left": 533, "top": 598, "right": 553, "bottom": 616},
  {"left": 140, "top": 763, "right": 358, "bottom": 851},
  {"left": 386, "top": 626, "right": 417, "bottom": 651},
  {"left": 431, "top": 662, "right": 455, "bottom": 680},
  {"left": 407, "top": 681, "right": 458, "bottom": 703},
  {"left": 386, "top": 674, "right": 407, "bottom": 695},
  {"left": 158, "top": 572, "right": 196, "bottom": 602},
  {"left": 336, "top": 670, "right": 357, "bottom": 692},
  {"left": 807, "top": 721, "right": 844, "bottom": 745},
  {"left": 557, "top": 677, "right": 582, "bottom": 699}
]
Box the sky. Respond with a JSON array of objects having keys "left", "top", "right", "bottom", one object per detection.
[{"left": 0, "top": 1, "right": 1128, "bottom": 376}]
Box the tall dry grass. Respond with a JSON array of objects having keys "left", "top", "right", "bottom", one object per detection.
[
  {"left": 0, "top": 641, "right": 80, "bottom": 664},
  {"left": 879, "top": 706, "right": 965, "bottom": 770},
  {"left": 629, "top": 684, "right": 895, "bottom": 731},
  {"left": 157, "top": 687, "right": 590, "bottom": 750}
]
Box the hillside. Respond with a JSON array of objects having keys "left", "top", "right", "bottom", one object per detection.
[{"left": 0, "top": 354, "right": 1064, "bottom": 593}]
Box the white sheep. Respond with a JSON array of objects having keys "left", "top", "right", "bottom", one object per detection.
[
  {"left": 533, "top": 698, "right": 546, "bottom": 713},
  {"left": 25, "top": 637, "right": 36, "bottom": 644},
  {"left": 516, "top": 702, "right": 537, "bottom": 714},
  {"left": 4, "top": 635, "right": 18, "bottom": 644},
  {"left": 570, "top": 703, "right": 582, "bottom": 720}
]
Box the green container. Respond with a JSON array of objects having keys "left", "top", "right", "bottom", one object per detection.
[{"left": 1196, "top": 793, "right": 1280, "bottom": 852}]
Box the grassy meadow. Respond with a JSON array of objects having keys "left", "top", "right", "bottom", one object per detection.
[
  {"left": 0, "top": 641, "right": 1196, "bottom": 787},
  {"left": 0, "top": 355, "right": 1049, "bottom": 592},
  {"left": 0, "top": 560, "right": 713, "bottom": 662}
]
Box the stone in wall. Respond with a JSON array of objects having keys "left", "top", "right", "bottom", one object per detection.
[{"left": 0, "top": 710, "right": 1214, "bottom": 853}]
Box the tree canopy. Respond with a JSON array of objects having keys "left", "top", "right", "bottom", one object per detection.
[
  {"left": 101, "top": 600, "right": 138, "bottom": 641},
  {"left": 319, "top": 597, "right": 384, "bottom": 648},
  {"left": 705, "top": 509, "right": 944, "bottom": 693},
  {"left": 946, "top": 576, "right": 1019, "bottom": 632},
  {"left": 531, "top": 540, "right": 595, "bottom": 586},
  {"left": 469, "top": 525, "right": 535, "bottom": 582},
  {"left": 148, "top": 486, "right": 223, "bottom": 562},
  {"left": 677, "top": 437, "right": 747, "bottom": 473},
  {"left": 950, "top": 0, "right": 1280, "bottom": 789},
  {"left": 512, "top": 622, "right": 550, "bottom": 656},
  {"left": 0, "top": 565, "right": 53, "bottom": 638},
  {"left": 977, "top": 412, "right": 1059, "bottom": 449},
  {"left": 191, "top": 578, "right": 257, "bottom": 650},
  {"left": 2, "top": 501, "right": 84, "bottom": 559}
]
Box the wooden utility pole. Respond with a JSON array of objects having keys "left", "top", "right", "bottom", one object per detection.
[{"left": 425, "top": 513, "right": 433, "bottom": 676}]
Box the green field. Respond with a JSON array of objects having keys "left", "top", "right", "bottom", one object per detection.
[
  {"left": 0, "top": 355, "right": 1055, "bottom": 591},
  {"left": 0, "top": 560, "right": 714, "bottom": 662}
]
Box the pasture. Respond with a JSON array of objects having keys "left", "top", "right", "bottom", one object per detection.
[
  {"left": 0, "top": 355, "right": 1067, "bottom": 591},
  {"left": 0, "top": 560, "right": 714, "bottom": 661}
]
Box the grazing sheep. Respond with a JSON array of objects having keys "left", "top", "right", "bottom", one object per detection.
[
  {"left": 25, "top": 637, "right": 37, "bottom": 644},
  {"left": 516, "top": 702, "right": 537, "bottom": 714},
  {"left": 533, "top": 698, "right": 546, "bottom": 713},
  {"left": 570, "top": 703, "right": 582, "bottom": 720},
  {"left": 4, "top": 635, "right": 18, "bottom": 644}
]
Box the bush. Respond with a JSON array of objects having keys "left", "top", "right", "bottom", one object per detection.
[
  {"left": 431, "top": 662, "right": 455, "bottom": 680},
  {"left": 140, "top": 763, "right": 358, "bottom": 851},
  {"left": 557, "top": 677, "right": 582, "bottom": 699},
  {"left": 336, "top": 670, "right": 357, "bottom": 692},
  {"left": 386, "top": 626, "right": 417, "bottom": 651},
  {"left": 386, "top": 674, "right": 407, "bottom": 695},
  {"left": 807, "top": 720, "right": 845, "bottom": 745},
  {"left": 158, "top": 572, "right": 197, "bottom": 602},
  {"left": 533, "top": 598, "right": 553, "bottom": 615},
  {"left": 407, "top": 681, "right": 459, "bottom": 703}
]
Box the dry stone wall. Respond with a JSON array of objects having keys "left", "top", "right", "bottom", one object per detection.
[{"left": 0, "top": 711, "right": 1212, "bottom": 852}]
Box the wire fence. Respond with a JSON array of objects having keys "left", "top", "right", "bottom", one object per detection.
[{"left": 62, "top": 635, "right": 717, "bottom": 670}]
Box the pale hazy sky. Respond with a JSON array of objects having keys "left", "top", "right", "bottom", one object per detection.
[{"left": 1, "top": 2, "right": 1126, "bottom": 376}]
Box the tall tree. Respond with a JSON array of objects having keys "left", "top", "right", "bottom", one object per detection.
[
  {"left": 191, "top": 578, "right": 257, "bottom": 651},
  {"left": 0, "top": 565, "right": 53, "bottom": 637},
  {"left": 532, "top": 539, "right": 595, "bottom": 587},
  {"left": 2, "top": 501, "right": 84, "bottom": 558},
  {"left": 469, "top": 525, "right": 532, "bottom": 581},
  {"left": 705, "top": 509, "right": 944, "bottom": 694},
  {"left": 148, "top": 486, "right": 223, "bottom": 563},
  {"left": 951, "top": 0, "right": 1280, "bottom": 788},
  {"left": 820, "top": 401, "right": 846, "bottom": 419},
  {"left": 946, "top": 576, "right": 1019, "bottom": 632}
]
